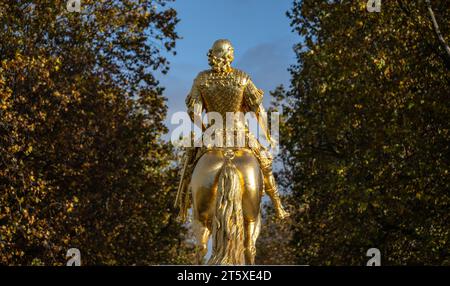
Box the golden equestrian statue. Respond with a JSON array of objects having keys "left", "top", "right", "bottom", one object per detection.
[{"left": 175, "top": 39, "right": 289, "bottom": 265}]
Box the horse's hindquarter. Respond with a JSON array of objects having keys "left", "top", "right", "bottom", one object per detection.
[
  {"left": 233, "top": 149, "right": 263, "bottom": 222},
  {"left": 191, "top": 149, "right": 263, "bottom": 225},
  {"left": 191, "top": 150, "right": 224, "bottom": 224}
]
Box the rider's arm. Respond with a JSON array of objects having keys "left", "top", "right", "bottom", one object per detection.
[
  {"left": 243, "top": 79, "right": 275, "bottom": 147},
  {"left": 186, "top": 74, "right": 204, "bottom": 130}
]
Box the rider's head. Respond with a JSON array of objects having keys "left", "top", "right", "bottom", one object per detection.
[{"left": 208, "top": 39, "right": 234, "bottom": 73}]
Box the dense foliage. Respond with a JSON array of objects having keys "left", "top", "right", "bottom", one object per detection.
[
  {"left": 0, "top": 0, "right": 191, "bottom": 265},
  {"left": 269, "top": 0, "right": 449, "bottom": 265}
]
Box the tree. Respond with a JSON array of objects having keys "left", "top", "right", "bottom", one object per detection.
[
  {"left": 0, "top": 0, "right": 190, "bottom": 265},
  {"left": 276, "top": 0, "right": 449, "bottom": 265}
]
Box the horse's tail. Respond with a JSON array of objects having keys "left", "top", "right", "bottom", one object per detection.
[{"left": 208, "top": 150, "right": 245, "bottom": 265}]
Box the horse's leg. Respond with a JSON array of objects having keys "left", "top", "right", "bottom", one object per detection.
[
  {"left": 243, "top": 218, "right": 260, "bottom": 264},
  {"left": 191, "top": 150, "right": 224, "bottom": 264},
  {"left": 192, "top": 219, "right": 210, "bottom": 264},
  {"left": 234, "top": 149, "right": 263, "bottom": 265}
]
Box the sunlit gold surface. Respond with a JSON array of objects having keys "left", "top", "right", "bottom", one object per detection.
[
  {"left": 191, "top": 149, "right": 262, "bottom": 264},
  {"left": 176, "top": 39, "right": 288, "bottom": 265}
]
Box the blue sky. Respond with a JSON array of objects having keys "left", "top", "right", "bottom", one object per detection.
[{"left": 157, "top": 0, "right": 298, "bottom": 131}]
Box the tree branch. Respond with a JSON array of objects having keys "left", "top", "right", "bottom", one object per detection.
[{"left": 425, "top": 0, "right": 450, "bottom": 61}]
